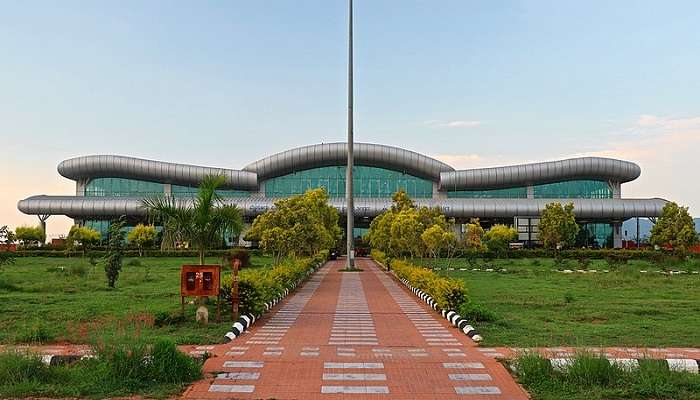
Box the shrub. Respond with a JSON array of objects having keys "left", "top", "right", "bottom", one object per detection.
[
  {"left": 605, "top": 252, "right": 631, "bottom": 269},
  {"left": 566, "top": 352, "right": 623, "bottom": 386},
  {"left": 514, "top": 352, "right": 554, "bottom": 386},
  {"left": 126, "top": 258, "right": 142, "bottom": 267},
  {"left": 227, "top": 248, "right": 251, "bottom": 268},
  {"left": 69, "top": 264, "right": 88, "bottom": 277},
  {"left": 222, "top": 255, "right": 324, "bottom": 316},
  {"left": 98, "top": 339, "right": 201, "bottom": 388},
  {"left": 371, "top": 249, "right": 390, "bottom": 268},
  {"left": 459, "top": 302, "right": 498, "bottom": 322},
  {"left": 0, "top": 351, "right": 51, "bottom": 383},
  {"left": 391, "top": 259, "right": 468, "bottom": 310}
]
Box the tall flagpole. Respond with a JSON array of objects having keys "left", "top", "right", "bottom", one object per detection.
[{"left": 345, "top": 0, "right": 355, "bottom": 269}]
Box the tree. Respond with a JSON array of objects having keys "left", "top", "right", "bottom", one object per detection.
[
  {"left": 650, "top": 202, "right": 698, "bottom": 251},
  {"left": 538, "top": 202, "right": 579, "bottom": 249},
  {"left": 464, "top": 218, "right": 485, "bottom": 250},
  {"left": 66, "top": 225, "right": 101, "bottom": 255},
  {"left": 0, "top": 226, "right": 15, "bottom": 246},
  {"left": 421, "top": 224, "right": 457, "bottom": 259},
  {"left": 0, "top": 226, "right": 15, "bottom": 268},
  {"left": 104, "top": 217, "right": 126, "bottom": 288},
  {"left": 143, "top": 175, "right": 243, "bottom": 265},
  {"left": 246, "top": 188, "right": 342, "bottom": 263},
  {"left": 15, "top": 226, "right": 45, "bottom": 247},
  {"left": 483, "top": 224, "right": 518, "bottom": 256},
  {"left": 127, "top": 224, "right": 157, "bottom": 257},
  {"left": 368, "top": 189, "right": 451, "bottom": 259}
]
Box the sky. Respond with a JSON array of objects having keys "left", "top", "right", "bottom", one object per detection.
[{"left": 1, "top": 0, "right": 699, "bottom": 237}]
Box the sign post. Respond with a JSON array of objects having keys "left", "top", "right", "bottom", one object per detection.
[{"left": 231, "top": 258, "right": 240, "bottom": 321}]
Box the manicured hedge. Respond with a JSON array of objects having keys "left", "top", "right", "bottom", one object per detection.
[
  {"left": 11, "top": 248, "right": 263, "bottom": 258},
  {"left": 374, "top": 250, "right": 468, "bottom": 311},
  {"left": 221, "top": 251, "right": 328, "bottom": 316}
]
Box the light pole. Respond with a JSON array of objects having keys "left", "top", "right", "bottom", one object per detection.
[{"left": 345, "top": 0, "right": 355, "bottom": 269}]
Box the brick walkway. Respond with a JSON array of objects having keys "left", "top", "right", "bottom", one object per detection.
[{"left": 183, "top": 258, "right": 529, "bottom": 399}]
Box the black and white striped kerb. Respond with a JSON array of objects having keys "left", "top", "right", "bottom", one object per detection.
[
  {"left": 396, "top": 276, "right": 483, "bottom": 342},
  {"left": 223, "top": 261, "right": 324, "bottom": 342},
  {"left": 541, "top": 357, "right": 700, "bottom": 374}
]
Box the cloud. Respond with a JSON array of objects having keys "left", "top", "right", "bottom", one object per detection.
[
  {"left": 431, "top": 115, "right": 700, "bottom": 215},
  {"left": 569, "top": 115, "right": 700, "bottom": 214},
  {"left": 425, "top": 120, "right": 482, "bottom": 129}
]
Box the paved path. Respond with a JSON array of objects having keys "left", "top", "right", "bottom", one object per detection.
[{"left": 183, "top": 258, "right": 528, "bottom": 399}]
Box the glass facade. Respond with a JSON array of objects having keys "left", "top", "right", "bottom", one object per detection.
[
  {"left": 447, "top": 180, "right": 612, "bottom": 199},
  {"left": 171, "top": 185, "right": 250, "bottom": 198},
  {"left": 577, "top": 223, "right": 613, "bottom": 248},
  {"left": 264, "top": 166, "right": 433, "bottom": 198},
  {"left": 447, "top": 187, "right": 527, "bottom": 198},
  {"left": 85, "top": 178, "right": 164, "bottom": 197},
  {"left": 534, "top": 180, "right": 612, "bottom": 199}
]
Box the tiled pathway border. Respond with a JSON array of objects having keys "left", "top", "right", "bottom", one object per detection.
[
  {"left": 374, "top": 260, "right": 483, "bottom": 343},
  {"left": 223, "top": 260, "right": 326, "bottom": 342}
]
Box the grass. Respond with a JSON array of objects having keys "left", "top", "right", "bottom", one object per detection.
[
  {"left": 416, "top": 257, "right": 700, "bottom": 347},
  {"left": 0, "top": 337, "right": 202, "bottom": 398},
  {"left": 513, "top": 352, "right": 700, "bottom": 400},
  {"left": 0, "top": 255, "right": 274, "bottom": 345}
]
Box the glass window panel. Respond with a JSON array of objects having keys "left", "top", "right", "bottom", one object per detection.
[{"left": 263, "top": 165, "right": 433, "bottom": 198}]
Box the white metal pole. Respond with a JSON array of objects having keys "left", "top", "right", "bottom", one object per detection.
[{"left": 345, "top": 0, "right": 355, "bottom": 269}]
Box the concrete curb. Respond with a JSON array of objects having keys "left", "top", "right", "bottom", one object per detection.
[
  {"left": 375, "top": 260, "right": 483, "bottom": 343},
  {"left": 428, "top": 267, "right": 699, "bottom": 275},
  {"left": 223, "top": 261, "right": 325, "bottom": 342},
  {"left": 529, "top": 357, "right": 700, "bottom": 374}
]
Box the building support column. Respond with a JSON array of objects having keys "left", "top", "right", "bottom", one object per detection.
[
  {"left": 526, "top": 185, "right": 534, "bottom": 199},
  {"left": 612, "top": 222, "right": 623, "bottom": 249}
]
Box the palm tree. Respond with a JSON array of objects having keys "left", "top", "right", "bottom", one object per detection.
[{"left": 142, "top": 175, "right": 243, "bottom": 264}]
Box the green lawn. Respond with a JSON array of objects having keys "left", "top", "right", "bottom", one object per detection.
[
  {"left": 0, "top": 255, "right": 274, "bottom": 345},
  {"left": 418, "top": 258, "right": 700, "bottom": 347}
]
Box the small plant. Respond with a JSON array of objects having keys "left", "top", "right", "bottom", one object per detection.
[
  {"left": 227, "top": 248, "right": 251, "bottom": 268},
  {"left": 126, "top": 258, "right": 142, "bottom": 267},
  {"left": 104, "top": 217, "right": 126, "bottom": 288},
  {"left": 69, "top": 264, "right": 88, "bottom": 277},
  {"left": 0, "top": 351, "right": 51, "bottom": 383},
  {"left": 564, "top": 292, "right": 575, "bottom": 304},
  {"left": 459, "top": 302, "right": 498, "bottom": 322},
  {"left": 566, "top": 352, "right": 623, "bottom": 386},
  {"left": 577, "top": 256, "right": 591, "bottom": 270},
  {"left": 606, "top": 252, "right": 630, "bottom": 270}
]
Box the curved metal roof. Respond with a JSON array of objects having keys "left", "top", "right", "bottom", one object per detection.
[
  {"left": 439, "top": 157, "right": 641, "bottom": 191},
  {"left": 58, "top": 155, "right": 258, "bottom": 190},
  {"left": 243, "top": 142, "right": 455, "bottom": 181},
  {"left": 18, "top": 195, "right": 667, "bottom": 220}
]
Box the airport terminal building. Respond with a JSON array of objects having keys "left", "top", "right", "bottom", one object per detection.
[{"left": 18, "top": 142, "right": 668, "bottom": 248}]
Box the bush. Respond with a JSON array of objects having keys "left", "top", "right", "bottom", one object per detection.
[
  {"left": 221, "top": 254, "right": 325, "bottom": 316},
  {"left": 97, "top": 339, "right": 201, "bottom": 389},
  {"left": 371, "top": 249, "right": 390, "bottom": 268},
  {"left": 459, "top": 302, "right": 498, "bottom": 322},
  {"left": 391, "top": 259, "right": 469, "bottom": 310},
  {"left": 0, "top": 351, "right": 51, "bottom": 383},
  {"left": 227, "top": 248, "right": 251, "bottom": 268},
  {"left": 68, "top": 264, "right": 88, "bottom": 277}
]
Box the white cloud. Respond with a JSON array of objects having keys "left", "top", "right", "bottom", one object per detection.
[
  {"left": 425, "top": 120, "right": 482, "bottom": 129},
  {"left": 430, "top": 115, "right": 700, "bottom": 215}
]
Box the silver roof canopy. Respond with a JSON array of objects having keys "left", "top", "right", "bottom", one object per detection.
[
  {"left": 439, "top": 157, "right": 641, "bottom": 191},
  {"left": 18, "top": 195, "right": 667, "bottom": 220},
  {"left": 243, "top": 142, "right": 455, "bottom": 181},
  {"left": 58, "top": 155, "right": 258, "bottom": 190}
]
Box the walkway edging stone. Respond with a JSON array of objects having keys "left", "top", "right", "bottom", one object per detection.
[
  {"left": 375, "top": 259, "right": 483, "bottom": 343},
  {"left": 223, "top": 261, "right": 326, "bottom": 342}
]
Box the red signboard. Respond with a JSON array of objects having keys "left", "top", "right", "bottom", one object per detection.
[{"left": 180, "top": 265, "right": 221, "bottom": 297}]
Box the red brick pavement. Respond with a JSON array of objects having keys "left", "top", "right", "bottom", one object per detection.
[{"left": 182, "top": 258, "right": 529, "bottom": 399}]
